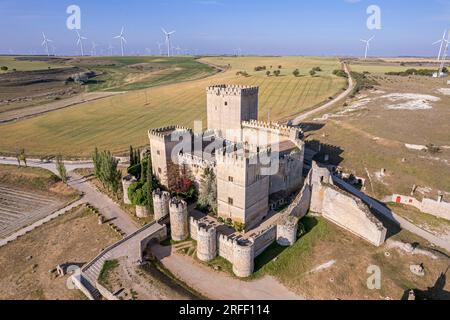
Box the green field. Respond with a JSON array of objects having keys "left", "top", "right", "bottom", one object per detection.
[
  {"left": 0, "top": 56, "right": 347, "bottom": 157},
  {"left": 73, "top": 56, "right": 217, "bottom": 92},
  {"left": 0, "top": 56, "right": 67, "bottom": 73}
]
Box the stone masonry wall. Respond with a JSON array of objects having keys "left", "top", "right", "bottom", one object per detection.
[{"left": 321, "top": 185, "right": 387, "bottom": 246}]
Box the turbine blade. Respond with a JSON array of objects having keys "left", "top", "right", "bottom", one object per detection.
[
  {"left": 433, "top": 40, "right": 442, "bottom": 45},
  {"left": 161, "top": 27, "right": 167, "bottom": 34},
  {"left": 122, "top": 37, "right": 127, "bottom": 44}
]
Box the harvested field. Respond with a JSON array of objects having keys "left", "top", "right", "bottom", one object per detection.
[
  {"left": 0, "top": 185, "right": 65, "bottom": 238},
  {"left": 0, "top": 204, "right": 120, "bottom": 300},
  {"left": 0, "top": 56, "right": 346, "bottom": 157},
  {"left": 0, "top": 164, "right": 79, "bottom": 238}
]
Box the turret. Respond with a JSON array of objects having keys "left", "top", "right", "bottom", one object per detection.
[{"left": 169, "top": 198, "right": 189, "bottom": 241}]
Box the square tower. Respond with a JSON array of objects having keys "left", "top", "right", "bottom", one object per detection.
[
  {"left": 207, "top": 85, "right": 259, "bottom": 140},
  {"left": 215, "top": 146, "right": 270, "bottom": 231},
  {"left": 148, "top": 126, "right": 192, "bottom": 190}
]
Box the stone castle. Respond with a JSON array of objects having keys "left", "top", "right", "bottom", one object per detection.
[
  {"left": 148, "top": 85, "right": 305, "bottom": 230},
  {"left": 122, "top": 84, "right": 388, "bottom": 278}
]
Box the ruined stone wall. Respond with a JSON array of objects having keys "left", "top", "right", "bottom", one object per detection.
[
  {"left": 391, "top": 194, "right": 450, "bottom": 221},
  {"left": 252, "top": 225, "right": 277, "bottom": 257},
  {"left": 122, "top": 175, "right": 137, "bottom": 205},
  {"left": 421, "top": 199, "right": 450, "bottom": 221},
  {"left": 321, "top": 185, "right": 387, "bottom": 246},
  {"left": 310, "top": 162, "right": 333, "bottom": 213},
  {"left": 277, "top": 216, "right": 299, "bottom": 246}
]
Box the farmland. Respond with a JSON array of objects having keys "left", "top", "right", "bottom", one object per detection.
[
  {"left": 304, "top": 67, "right": 450, "bottom": 202},
  {"left": 0, "top": 56, "right": 69, "bottom": 73},
  {"left": 0, "top": 56, "right": 347, "bottom": 157}
]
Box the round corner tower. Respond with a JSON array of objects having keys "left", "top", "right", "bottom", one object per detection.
[
  {"left": 152, "top": 189, "right": 171, "bottom": 221},
  {"left": 196, "top": 223, "right": 217, "bottom": 262},
  {"left": 276, "top": 216, "right": 299, "bottom": 247},
  {"left": 169, "top": 198, "right": 189, "bottom": 241},
  {"left": 232, "top": 239, "right": 255, "bottom": 278}
]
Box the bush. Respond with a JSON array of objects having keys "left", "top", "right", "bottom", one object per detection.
[
  {"left": 333, "top": 69, "right": 348, "bottom": 78},
  {"left": 127, "top": 163, "right": 141, "bottom": 179},
  {"left": 312, "top": 66, "right": 322, "bottom": 72},
  {"left": 293, "top": 69, "right": 300, "bottom": 77},
  {"left": 236, "top": 71, "right": 249, "bottom": 77},
  {"left": 128, "top": 181, "right": 149, "bottom": 206},
  {"left": 254, "top": 66, "right": 266, "bottom": 72},
  {"left": 273, "top": 70, "right": 281, "bottom": 77},
  {"left": 234, "top": 222, "right": 245, "bottom": 233},
  {"left": 217, "top": 217, "right": 224, "bottom": 223},
  {"left": 0, "top": 66, "right": 8, "bottom": 71},
  {"left": 266, "top": 71, "right": 271, "bottom": 77},
  {"left": 309, "top": 70, "right": 316, "bottom": 76},
  {"left": 385, "top": 68, "right": 436, "bottom": 77}
]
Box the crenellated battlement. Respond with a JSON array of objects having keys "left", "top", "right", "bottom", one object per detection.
[
  {"left": 169, "top": 198, "right": 188, "bottom": 210},
  {"left": 148, "top": 126, "right": 192, "bottom": 140},
  {"left": 152, "top": 188, "right": 171, "bottom": 201},
  {"left": 207, "top": 84, "right": 259, "bottom": 97},
  {"left": 242, "top": 120, "right": 304, "bottom": 141}
]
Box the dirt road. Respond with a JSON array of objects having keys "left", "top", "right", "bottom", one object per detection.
[
  {"left": 152, "top": 244, "right": 303, "bottom": 300},
  {"left": 291, "top": 63, "right": 354, "bottom": 125}
]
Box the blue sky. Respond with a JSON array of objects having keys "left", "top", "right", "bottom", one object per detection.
[{"left": 1, "top": 0, "right": 450, "bottom": 56}]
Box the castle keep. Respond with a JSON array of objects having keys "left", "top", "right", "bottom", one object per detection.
[
  {"left": 140, "top": 84, "right": 387, "bottom": 278},
  {"left": 149, "top": 85, "right": 305, "bottom": 230}
]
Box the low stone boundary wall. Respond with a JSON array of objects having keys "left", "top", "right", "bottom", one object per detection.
[{"left": 391, "top": 194, "right": 450, "bottom": 221}]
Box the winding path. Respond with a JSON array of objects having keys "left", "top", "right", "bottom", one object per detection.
[{"left": 291, "top": 63, "right": 354, "bottom": 125}]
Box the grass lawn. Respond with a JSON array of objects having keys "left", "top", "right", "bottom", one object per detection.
[{"left": 0, "top": 56, "right": 346, "bottom": 157}]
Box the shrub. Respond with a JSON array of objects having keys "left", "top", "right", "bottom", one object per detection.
[
  {"left": 0, "top": 66, "right": 8, "bottom": 71},
  {"left": 128, "top": 181, "right": 149, "bottom": 206},
  {"left": 293, "top": 69, "right": 300, "bottom": 77},
  {"left": 333, "top": 69, "right": 348, "bottom": 78}
]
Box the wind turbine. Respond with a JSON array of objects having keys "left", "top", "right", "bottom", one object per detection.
[
  {"left": 41, "top": 32, "right": 52, "bottom": 56},
  {"left": 433, "top": 30, "right": 449, "bottom": 61},
  {"left": 107, "top": 43, "right": 114, "bottom": 56},
  {"left": 437, "top": 31, "right": 450, "bottom": 77},
  {"left": 91, "top": 41, "right": 98, "bottom": 56},
  {"left": 156, "top": 42, "right": 164, "bottom": 55},
  {"left": 75, "top": 30, "right": 87, "bottom": 57},
  {"left": 114, "top": 26, "right": 127, "bottom": 56},
  {"left": 162, "top": 28, "right": 176, "bottom": 57},
  {"left": 360, "top": 36, "right": 374, "bottom": 59}
]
